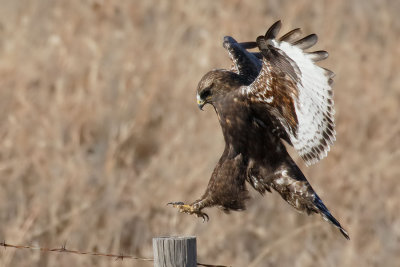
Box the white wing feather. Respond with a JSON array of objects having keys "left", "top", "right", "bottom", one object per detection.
[
  {"left": 272, "top": 39, "right": 335, "bottom": 165},
  {"left": 243, "top": 22, "right": 336, "bottom": 166}
]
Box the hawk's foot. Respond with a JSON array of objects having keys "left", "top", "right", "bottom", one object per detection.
[{"left": 167, "top": 201, "right": 209, "bottom": 222}]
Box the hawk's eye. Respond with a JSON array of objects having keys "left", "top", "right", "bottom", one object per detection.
[{"left": 200, "top": 86, "right": 212, "bottom": 99}]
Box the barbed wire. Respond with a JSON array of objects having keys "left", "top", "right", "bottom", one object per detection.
[
  {"left": 0, "top": 240, "right": 231, "bottom": 267},
  {"left": 0, "top": 240, "right": 152, "bottom": 262}
]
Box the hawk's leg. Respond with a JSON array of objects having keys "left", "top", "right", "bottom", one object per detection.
[
  {"left": 167, "top": 200, "right": 210, "bottom": 222},
  {"left": 168, "top": 154, "right": 247, "bottom": 220}
]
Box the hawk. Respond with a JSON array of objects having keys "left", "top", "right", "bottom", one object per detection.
[{"left": 169, "top": 21, "right": 349, "bottom": 239}]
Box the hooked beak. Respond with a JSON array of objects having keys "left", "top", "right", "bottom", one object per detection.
[
  {"left": 197, "top": 100, "right": 205, "bottom": 110},
  {"left": 197, "top": 94, "right": 205, "bottom": 111}
]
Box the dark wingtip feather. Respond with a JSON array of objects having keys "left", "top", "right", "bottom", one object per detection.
[
  {"left": 307, "top": 50, "right": 329, "bottom": 62},
  {"left": 238, "top": 41, "right": 258, "bottom": 49},
  {"left": 293, "top": 34, "right": 318, "bottom": 50},
  {"left": 265, "top": 20, "right": 282, "bottom": 40},
  {"left": 323, "top": 68, "right": 335, "bottom": 78},
  {"left": 279, "top": 28, "right": 302, "bottom": 43}
]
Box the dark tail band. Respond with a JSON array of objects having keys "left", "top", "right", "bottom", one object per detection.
[{"left": 314, "top": 196, "right": 350, "bottom": 240}]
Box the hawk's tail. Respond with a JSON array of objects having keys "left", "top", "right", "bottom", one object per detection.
[
  {"left": 249, "top": 158, "right": 350, "bottom": 240},
  {"left": 313, "top": 194, "right": 350, "bottom": 240}
]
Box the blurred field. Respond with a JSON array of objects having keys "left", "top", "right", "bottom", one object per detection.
[{"left": 0, "top": 0, "right": 399, "bottom": 266}]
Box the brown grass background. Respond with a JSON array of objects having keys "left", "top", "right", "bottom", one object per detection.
[{"left": 0, "top": 0, "right": 399, "bottom": 266}]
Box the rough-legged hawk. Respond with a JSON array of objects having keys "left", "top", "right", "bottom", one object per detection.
[{"left": 169, "top": 21, "right": 349, "bottom": 239}]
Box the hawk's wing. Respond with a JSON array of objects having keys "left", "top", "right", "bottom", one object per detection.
[
  {"left": 223, "top": 36, "right": 262, "bottom": 83},
  {"left": 242, "top": 21, "right": 335, "bottom": 166}
]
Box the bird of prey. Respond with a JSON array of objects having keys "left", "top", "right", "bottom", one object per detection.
[{"left": 169, "top": 21, "right": 349, "bottom": 239}]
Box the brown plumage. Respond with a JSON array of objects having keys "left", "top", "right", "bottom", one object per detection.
[{"left": 169, "top": 21, "right": 349, "bottom": 240}]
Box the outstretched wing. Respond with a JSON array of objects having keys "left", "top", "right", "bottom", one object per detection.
[
  {"left": 222, "top": 36, "right": 262, "bottom": 83},
  {"left": 242, "top": 21, "right": 335, "bottom": 165}
]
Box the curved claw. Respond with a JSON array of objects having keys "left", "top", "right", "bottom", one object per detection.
[
  {"left": 168, "top": 201, "right": 209, "bottom": 222},
  {"left": 193, "top": 209, "right": 209, "bottom": 222},
  {"left": 200, "top": 212, "right": 209, "bottom": 222}
]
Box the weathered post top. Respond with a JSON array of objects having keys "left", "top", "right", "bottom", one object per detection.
[{"left": 153, "top": 236, "right": 197, "bottom": 267}]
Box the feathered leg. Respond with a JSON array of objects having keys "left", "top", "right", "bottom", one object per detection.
[{"left": 169, "top": 153, "right": 249, "bottom": 220}]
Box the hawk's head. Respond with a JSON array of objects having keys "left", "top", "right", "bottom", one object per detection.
[{"left": 196, "top": 70, "right": 244, "bottom": 110}]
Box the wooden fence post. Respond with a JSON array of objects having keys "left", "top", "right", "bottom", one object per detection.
[{"left": 153, "top": 236, "right": 197, "bottom": 267}]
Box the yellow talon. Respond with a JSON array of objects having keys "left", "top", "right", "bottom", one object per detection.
[{"left": 167, "top": 202, "right": 209, "bottom": 222}]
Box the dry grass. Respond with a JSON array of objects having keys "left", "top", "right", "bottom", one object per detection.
[{"left": 0, "top": 0, "right": 399, "bottom": 266}]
